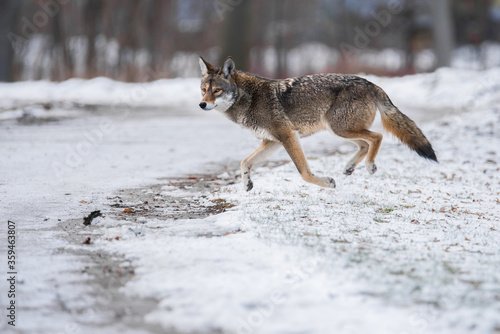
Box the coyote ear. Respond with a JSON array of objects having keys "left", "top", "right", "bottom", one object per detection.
[
  {"left": 221, "top": 57, "right": 235, "bottom": 79},
  {"left": 199, "top": 56, "right": 215, "bottom": 76}
]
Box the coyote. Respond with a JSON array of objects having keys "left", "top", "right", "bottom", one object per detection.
[{"left": 198, "top": 56, "right": 437, "bottom": 191}]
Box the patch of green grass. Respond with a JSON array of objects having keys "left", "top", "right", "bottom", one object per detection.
[
  {"left": 390, "top": 270, "right": 406, "bottom": 275},
  {"left": 443, "top": 262, "right": 459, "bottom": 274},
  {"left": 377, "top": 207, "right": 395, "bottom": 214}
]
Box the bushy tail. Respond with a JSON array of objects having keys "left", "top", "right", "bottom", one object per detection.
[{"left": 376, "top": 88, "right": 438, "bottom": 162}]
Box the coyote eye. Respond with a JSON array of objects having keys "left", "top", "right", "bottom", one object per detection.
[
  {"left": 214, "top": 88, "right": 222, "bottom": 94},
  {"left": 201, "top": 88, "right": 206, "bottom": 94}
]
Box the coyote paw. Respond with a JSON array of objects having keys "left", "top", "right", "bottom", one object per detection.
[
  {"left": 367, "top": 163, "right": 377, "bottom": 175},
  {"left": 246, "top": 179, "right": 254, "bottom": 192},
  {"left": 343, "top": 165, "right": 355, "bottom": 176}
]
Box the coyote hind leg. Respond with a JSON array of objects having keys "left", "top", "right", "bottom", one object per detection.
[
  {"left": 336, "top": 130, "right": 383, "bottom": 175},
  {"left": 343, "top": 139, "right": 369, "bottom": 175}
]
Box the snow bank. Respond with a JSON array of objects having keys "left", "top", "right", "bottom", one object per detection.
[
  {"left": 1, "top": 67, "right": 499, "bottom": 117},
  {"left": 0, "top": 77, "right": 201, "bottom": 111},
  {"left": 366, "top": 67, "right": 500, "bottom": 115}
]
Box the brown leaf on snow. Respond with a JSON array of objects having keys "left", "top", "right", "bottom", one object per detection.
[{"left": 122, "top": 208, "right": 133, "bottom": 213}]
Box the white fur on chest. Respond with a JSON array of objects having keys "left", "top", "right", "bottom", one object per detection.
[
  {"left": 247, "top": 126, "right": 275, "bottom": 141},
  {"left": 232, "top": 114, "right": 274, "bottom": 140}
]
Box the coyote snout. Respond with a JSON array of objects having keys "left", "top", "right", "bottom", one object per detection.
[
  {"left": 199, "top": 102, "right": 216, "bottom": 110},
  {"left": 198, "top": 56, "right": 437, "bottom": 191}
]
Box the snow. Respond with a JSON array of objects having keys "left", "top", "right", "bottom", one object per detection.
[
  {"left": 97, "top": 107, "right": 500, "bottom": 333},
  {"left": 1, "top": 68, "right": 500, "bottom": 333},
  {"left": 0, "top": 109, "right": 253, "bottom": 334},
  {"left": 0, "top": 77, "right": 201, "bottom": 112}
]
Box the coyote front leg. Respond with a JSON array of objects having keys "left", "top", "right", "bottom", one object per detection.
[
  {"left": 278, "top": 131, "right": 336, "bottom": 189},
  {"left": 241, "top": 140, "right": 282, "bottom": 191}
]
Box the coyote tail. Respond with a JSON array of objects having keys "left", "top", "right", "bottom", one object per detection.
[{"left": 376, "top": 88, "right": 438, "bottom": 162}]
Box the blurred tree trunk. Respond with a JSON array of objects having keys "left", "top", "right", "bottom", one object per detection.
[
  {"left": 148, "top": 1, "right": 171, "bottom": 78},
  {"left": 219, "top": 1, "right": 254, "bottom": 71},
  {"left": 84, "top": 0, "right": 102, "bottom": 79},
  {"left": 431, "top": 0, "right": 455, "bottom": 68},
  {"left": 52, "top": 4, "right": 73, "bottom": 80},
  {"left": 274, "top": 0, "right": 287, "bottom": 78},
  {"left": 0, "top": 0, "right": 20, "bottom": 82}
]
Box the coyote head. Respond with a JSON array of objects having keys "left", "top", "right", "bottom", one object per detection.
[{"left": 198, "top": 56, "right": 237, "bottom": 112}]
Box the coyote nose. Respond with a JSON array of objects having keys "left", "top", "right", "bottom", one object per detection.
[{"left": 199, "top": 102, "right": 207, "bottom": 109}]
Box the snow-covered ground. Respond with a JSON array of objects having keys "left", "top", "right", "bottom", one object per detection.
[{"left": 1, "top": 68, "right": 499, "bottom": 334}]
